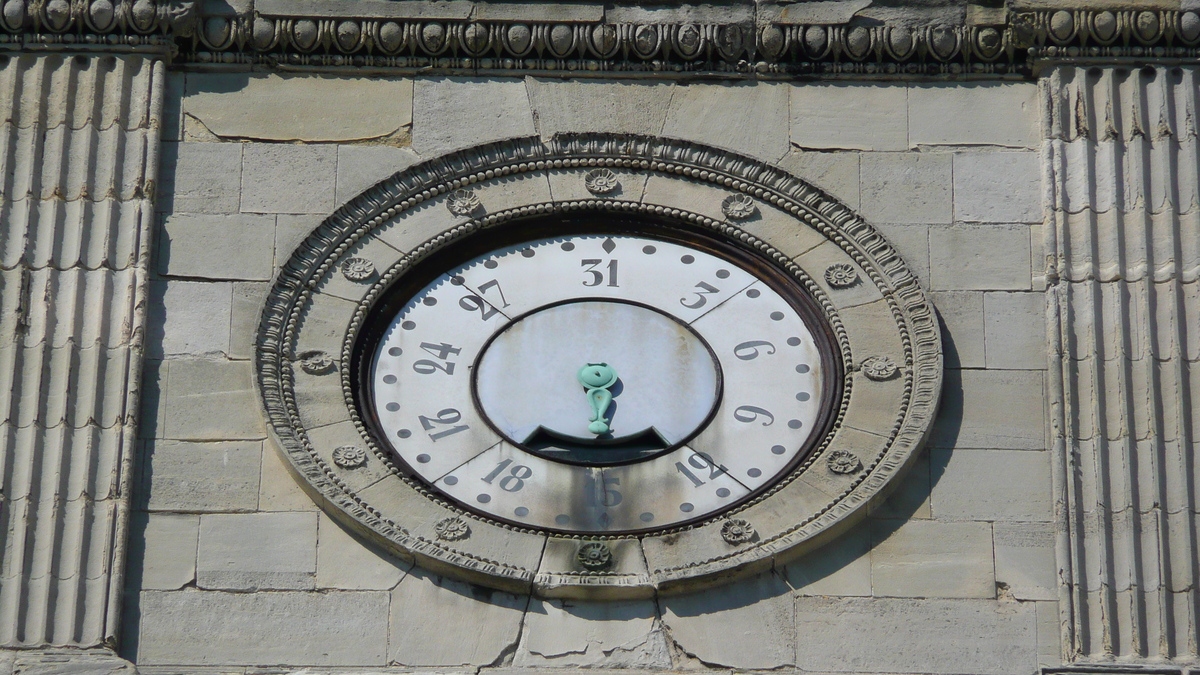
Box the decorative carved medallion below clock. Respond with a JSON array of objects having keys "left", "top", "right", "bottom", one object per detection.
[{"left": 257, "top": 135, "right": 942, "bottom": 598}]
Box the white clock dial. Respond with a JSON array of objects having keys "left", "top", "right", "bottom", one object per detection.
[{"left": 367, "top": 232, "right": 832, "bottom": 534}]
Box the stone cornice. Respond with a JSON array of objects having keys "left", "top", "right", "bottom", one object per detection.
[{"left": 3, "top": 1, "right": 1200, "bottom": 77}]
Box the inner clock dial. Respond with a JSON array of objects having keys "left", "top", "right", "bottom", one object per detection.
[{"left": 366, "top": 233, "right": 829, "bottom": 534}]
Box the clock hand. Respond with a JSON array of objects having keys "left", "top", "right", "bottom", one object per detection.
[{"left": 577, "top": 362, "right": 617, "bottom": 435}]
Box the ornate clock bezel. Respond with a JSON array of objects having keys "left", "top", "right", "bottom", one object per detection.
[{"left": 256, "top": 134, "right": 943, "bottom": 598}]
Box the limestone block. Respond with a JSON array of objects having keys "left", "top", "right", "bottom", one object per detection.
[
  {"left": 931, "top": 448, "right": 1053, "bottom": 522},
  {"left": 373, "top": 198, "right": 473, "bottom": 253},
  {"left": 276, "top": 214, "right": 323, "bottom": 269},
  {"left": 931, "top": 290, "right": 985, "bottom": 369},
  {"left": 782, "top": 520, "right": 872, "bottom": 596},
  {"left": 316, "top": 513, "right": 410, "bottom": 590},
  {"left": 954, "top": 152, "right": 1042, "bottom": 223},
  {"left": 258, "top": 444, "right": 319, "bottom": 512},
  {"left": 662, "top": 82, "right": 790, "bottom": 162},
  {"left": 138, "top": 589, "right": 389, "bottom": 665},
  {"left": 158, "top": 142, "right": 243, "bottom": 215},
  {"left": 984, "top": 292, "right": 1047, "bottom": 370},
  {"left": 137, "top": 513, "right": 199, "bottom": 590},
  {"left": 930, "top": 369, "right": 1046, "bottom": 450},
  {"left": 185, "top": 74, "right": 413, "bottom": 143},
  {"left": 793, "top": 597, "right": 1037, "bottom": 675},
  {"left": 197, "top": 512, "right": 318, "bottom": 590},
  {"left": 796, "top": 241, "right": 885, "bottom": 309},
  {"left": 147, "top": 280, "right": 232, "bottom": 358},
  {"left": 994, "top": 522, "right": 1057, "bottom": 601},
  {"left": 306, "top": 420, "right": 394, "bottom": 494},
  {"left": 388, "top": 568, "right": 529, "bottom": 666},
  {"left": 240, "top": 144, "right": 338, "bottom": 215},
  {"left": 790, "top": 83, "right": 907, "bottom": 151},
  {"left": 929, "top": 224, "right": 1033, "bottom": 291},
  {"left": 412, "top": 77, "right": 536, "bottom": 156},
  {"left": 535, "top": 537, "right": 651, "bottom": 600},
  {"left": 163, "top": 359, "right": 267, "bottom": 440},
  {"left": 870, "top": 519, "right": 995, "bottom": 599},
  {"left": 870, "top": 450, "right": 932, "bottom": 520},
  {"left": 336, "top": 145, "right": 420, "bottom": 204},
  {"left": 547, "top": 167, "right": 648, "bottom": 204},
  {"left": 229, "top": 282, "right": 269, "bottom": 360},
  {"left": 640, "top": 174, "right": 728, "bottom": 224},
  {"left": 778, "top": 150, "right": 860, "bottom": 210},
  {"left": 514, "top": 598, "right": 669, "bottom": 668},
  {"left": 860, "top": 152, "right": 953, "bottom": 224},
  {"left": 292, "top": 361, "right": 352, "bottom": 430},
  {"left": 295, "top": 291, "right": 358, "bottom": 359},
  {"left": 909, "top": 82, "right": 1039, "bottom": 149},
  {"left": 660, "top": 571, "right": 795, "bottom": 669},
  {"left": 872, "top": 223, "right": 929, "bottom": 289},
  {"left": 737, "top": 202, "right": 828, "bottom": 259},
  {"left": 318, "top": 235, "right": 407, "bottom": 303},
  {"left": 141, "top": 440, "right": 262, "bottom": 512},
  {"left": 527, "top": 78, "right": 674, "bottom": 138},
  {"left": 158, "top": 214, "right": 276, "bottom": 281},
  {"left": 11, "top": 652, "right": 138, "bottom": 675},
  {"left": 1035, "top": 600, "right": 1060, "bottom": 666},
  {"left": 163, "top": 71, "right": 184, "bottom": 143},
  {"left": 139, "top": 360, "right": 165, "bottom": 439}
]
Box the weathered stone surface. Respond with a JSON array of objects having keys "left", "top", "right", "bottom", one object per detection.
[
  {"left": 985, "top": 292, "right": 1047, "bottom": 370},
  {"left": 954, "top": 152, "right": 1042, "bottom": 223},
  {"left": 994, "top": 522, "right": 1057, "bottom": 602},
  {"left": 929, "top": 224, "right": 1033, "bottom": 291},
  {"left": 870, "top": 520, "right": 996, "bottom": 599},
  {"left": 258, "top": 444, "right": 319, "bottom": 512},
  {"left": 163, "top": 71, "right": 184, "bottom": 143},
  {"left": 159, "top": 142, "right": 242, "bottom": 214},
  {"left": 527, "top": 78, "right": 674, "bottom": 138},
  {"left": 197, "top": 512, "right": 318, "bottom": 591},
  {"left": 515, "top": 599, "right": 669, "bottom": 668},
  {"left": 873, "top": 223, "right": 930, "bottom": 288},
  {"left": 791, "top": 84, "right": 907, "bottom": 151},
  {"left": 860, "top": 152, "right": 953, "bottom": 224},
  {"left": 147, "top": 280, "right": 232, "bottom": 358},
  {"left": 662, "top": 83, "right": 789, "bottom": 162},
  {"left": 930, "top": 369, "right": 1046, "bottom": 450},
  {"left": 412, "top": 78, "right": 536, "bottom": 156},
  {"left": 11, "top": 652, "right": 138, "bottom": 675},
  {"left": 158, "top": 214, "right": 276, "bottom": 281},
  {"left": 910, "top": 83, "right": 1039, "bottom": 149},
  {"left": 139, "top": 361, "right": 166, "bottom": 439},
  {"left": 660, "top": 572, "right": 795, "bottom": 668},
  {"left": 931, "top": 290, "right": 985, "bottom": 369},
  {"left": 316, "top": 513, "right": 410, "bottom": 590},
  {"left": 778, "top": 150, "right": 860, "bottom": 210},
  {"left": 240, "top": 144, "right": 338, "bottom": 214},
  {"left": 229, "top": 282, "right": 269, "bottom": 360},
  {"left": 871, "top": 450, "right": 932, "bottom": 520},
  {"left": 163, "top": 359, "right": 267, "bottom": 440},
  {"left": 185, "top": 74, "right": 413, "bottom": 142},
  {"left": 138, "top": 589, "right": 389, "bottom": 665},
  {"left": 336, "top": 145, "right": 421, "bottom": 204},
  {"left": 136, "top": 513, "right": 199, "bottom": 590},
  {"left": 141, "top": 440, "right": 261, "bottom": 512},
  {"left": 783, "top": 521, "right": 872, "bottom": 596},
  {"left": 388, "top": 568, "right": 528, "bottom": 666},
  {"left": 793, "top": 597, "right": 1037, "bottom": 675},
  {"left": 931, "top": 449, "right": 1053, "bottom": 522}
]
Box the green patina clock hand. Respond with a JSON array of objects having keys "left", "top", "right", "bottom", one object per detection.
[{"left": 577, "top": 363, "right": 618, "bottom": 435}]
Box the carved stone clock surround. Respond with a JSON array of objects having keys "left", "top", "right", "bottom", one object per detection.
[{"left": 256, "top": 134, "right": 943, "bottom": 598}]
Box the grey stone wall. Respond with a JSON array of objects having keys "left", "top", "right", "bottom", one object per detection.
[{"left": 123, "top": 73, "right": 1054, "bottom": 673}]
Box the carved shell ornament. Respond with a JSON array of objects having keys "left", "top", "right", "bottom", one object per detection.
[
  {"left": 577, "top": 542, "right": 612, "bottom": 569},
  {"left": 332, "top": 445, "right": 368, "bottom": 469},
  {"left": 583, "top": 168, "right": 620, "bottom": 195},
  {"left": 434, "top": 517, "right": 471, "bottom": 541},
  {"left": 256, "top": 134, "right": 943, "bottom": 597},
  {"left": 446, "top": 189, "right": 481, "bottom": 216}
]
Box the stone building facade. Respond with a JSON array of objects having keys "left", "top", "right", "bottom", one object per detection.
[{"left": 1, "top": 0, "right": 1199, "bottom": 674}]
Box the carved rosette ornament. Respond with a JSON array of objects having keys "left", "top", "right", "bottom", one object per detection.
[
  {"left": 332, "top": 445, "right": 368, "bottom": 469},
  {"left": 583, "top": 168, "right": 620, "bottom": 195},
  {"left": 721, "top": 194, "right": 757, "bottom": 221},
  {"left": 577, "top": 542, "right": 612, "bottom": 569},
  {"left": 862, "top": 355, "right": 899, "bottom": 381},
  {"left": 341, "top": 257, "right": 375, "bottom": 282},
  {"left": 720, "top": 519, "right": 756, "bottom": 545},
  {"left": 297, "top": 350, "right": 334, "bottom": 375},
  {"left": 826, "top": 450, "right": 862, "bottom": 475},
  {"left": 824, "top": 263, "right": 860, "bottom": 289},
  {"left": 446, "top": 189, "right": 481, "bottom": 216},
  {"left": 434, "top": 517, "right": 471, "bottom": 541},
  {"left": 257, "top": 135, "right": 942, "bottom": 598}
]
